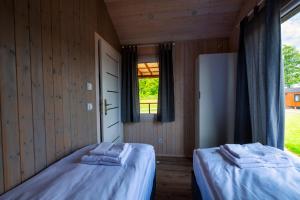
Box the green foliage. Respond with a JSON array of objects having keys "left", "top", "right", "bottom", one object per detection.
[
  {"left": 285, "top": 110, "right": 300, "bottom": 156},
  {"left": 282, "top": 45, "right": 300, "bottom": 87},
  {"left": 139, "top": 78, "right": 159, "bottom": 100}
]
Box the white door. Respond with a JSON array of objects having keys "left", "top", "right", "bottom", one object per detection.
[
  {"left": 195, "top": 53, "right": 237, "bottom": 148},
  {"left": 96, "top": 34, "right": 122, "bottom": 143}
]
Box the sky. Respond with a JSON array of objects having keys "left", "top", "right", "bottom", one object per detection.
[{"left": 281, "top": 12, "right": 300, "bottom": 50}]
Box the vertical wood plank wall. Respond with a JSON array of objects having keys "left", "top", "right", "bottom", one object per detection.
[
  {"left": 124, "top": 38, "right": 230, "bottom": 157},
  {"left": 0, "top": 0, "right": 120, "bottom": 193}
]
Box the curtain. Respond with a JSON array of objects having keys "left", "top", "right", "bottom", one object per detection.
[
  {"left": 157, "top": 43, "right": 175, "bottom": 122},
  {"left": 235, "top": 0, "right": 285, "bottom": 149},
  {"left": 234, "top": 18, "right": 252, "bottom": 144},
  {"left": 121, "top": 46, "right": 140, "bottom": 122}
]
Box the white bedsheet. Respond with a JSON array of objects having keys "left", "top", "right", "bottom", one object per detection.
[
  {"left": 193, "top": 151, "right": 214, "bottom": 200},
  {"left": 193, "top": 147, "right": 300, "bottom": 200},
  {"left": 0, "top": 143, "right": 155, "bottom": 200}
]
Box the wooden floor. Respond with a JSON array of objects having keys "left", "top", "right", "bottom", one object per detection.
[{"left": 155, "top": 157, "right": 193, "bottom": 200}]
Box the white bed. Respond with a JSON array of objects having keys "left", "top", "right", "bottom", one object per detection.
[
  {"left": 193, "top": 147, "right": 300, "bottom": 200},
  {"left": 0, "top": 143, "right": 155, "bottom": 200}
]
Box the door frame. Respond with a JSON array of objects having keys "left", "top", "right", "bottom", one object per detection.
[{"left": 94, "top": 32, "right": 122, "bottom": 143}]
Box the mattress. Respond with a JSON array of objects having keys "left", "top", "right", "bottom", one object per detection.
[
  {"left": 0, "top": 143, "right": 156, "bottom": 200},
  {"left": 193, "top": 151, "right": 214, "bottom": 200},
  {"left": 193, "top": 147, "right": 300, "bottom": 200}
]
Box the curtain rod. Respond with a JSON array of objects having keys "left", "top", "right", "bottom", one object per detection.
[
  {"left": 235, "top": 0, "right": 265, "bottom": 28},
  {"left": 122, "top": 42, "right": 175, "bottom": 48},
  {"left": 247, "top": 0, "right": 265, "bottom": 17}
]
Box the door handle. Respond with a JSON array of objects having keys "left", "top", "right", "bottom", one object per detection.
[{"left": 104, "top": 99, "right": 112, "bottom": 115}]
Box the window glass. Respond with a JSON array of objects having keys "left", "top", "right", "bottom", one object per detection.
[
  {"left": 138, "top": 63, "right": 159, "bottom": 114},
  {"left": 282, "top": 10, "right": 300, "bottom": 156},
  {"left": 295, "top": 94, "right": 300, "bottom": 102}
]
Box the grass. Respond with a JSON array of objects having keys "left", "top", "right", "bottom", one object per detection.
[
  {"left": 285, "top": 109, "right": 300, "bottom": 156},
  {"left": 140, "top": 96, "right": 158, "bottom": 101}
]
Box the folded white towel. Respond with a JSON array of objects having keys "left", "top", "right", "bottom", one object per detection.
[
  {"left": 81, "top": 156, "right": 120, "bottom": 166},
  {"left": 89, "top": 142, "right": 114, "bottom": 155},
  {"left": 236, "top": 157, "right": 293, "bottom": 168},
  {"left": 237, "top": 162, "right": 293, "bottom": 169},
  {"left": 224, "top": 143, "right": 262, "bottom": 158},
  {"left": 90, "top": 143, "right": 129, "bottom": 158},
  {"left": 81, "top": 145, "right": 132, "bottom": 166},
  {"left": 224, "top": 143, "right": 280, "bottom": 159},
  {"left": 99, "top": 145, "right": 132, "bottom": 164},
  {"left": 220, "top": 145, "right": 294, "bottom": 169},
  {"left": 220, "top": 145, "right": 261, "bottom": 164}
]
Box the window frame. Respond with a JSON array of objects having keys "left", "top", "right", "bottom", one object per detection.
[
  {"left": 137, "top": 62, "right": 159, "bottom": 118},
  {"left": 281, "top": 0, "right": 300, "bottom": 23},
  {"left": 294, "top": 94, "right": 300, "bottom": 102}
]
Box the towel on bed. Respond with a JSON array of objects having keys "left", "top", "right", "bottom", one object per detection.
[
  {"left": 90, "top": 142, "right": 113, "bottom": 155},
  {"left": 81, "top": 145, "right": 132, "bottom": 166},
  {"left": 220, "top": 146, "right": 261, "bottom": 164},
  {"left": 224, "top": 143, "right": 265, "bottom": 158},
  {"left": 220, "top": 145, "right": 293, "bottom": 168},
  {"left": 90, "top": 142, "right": 130, "bottom": 158},
  {"left": 99, "top": 145, "right": 132, "bottom": 163}
]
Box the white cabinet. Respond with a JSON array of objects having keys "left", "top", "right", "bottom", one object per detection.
[{"left": 195, "top": 53, "right": 237, "bottom": 148}]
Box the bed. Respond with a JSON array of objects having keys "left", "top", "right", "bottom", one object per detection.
[
  {"left": 0, "top": 143, "right": 156, "bottom": 200},
  {"left": 192, "top": 147, "right": 300, "bottom": 200}
]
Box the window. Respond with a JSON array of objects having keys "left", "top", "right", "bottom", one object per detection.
[
  {"left": 295, "top": 94, "right": 300, "bottom": 102},
  {"left": 281, "top": 6, "right": 300, "bottom": 156},
  {"left": 138, "top": 62, "right": 159, "bottom": 114}
]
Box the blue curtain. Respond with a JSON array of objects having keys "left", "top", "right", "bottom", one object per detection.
[
  {"left": 121, "top": 46, "right": 140, "bottom": 122},
  {"left": 235, "top": 0, "right": 285, "bottom": 149},
  {"left": 157, "top": 43, "right": 175, "bottom": 122},
  {"left": 234, "top": 18, "right": 252, "bottom": 144}
]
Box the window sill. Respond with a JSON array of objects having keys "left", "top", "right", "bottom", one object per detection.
[{"left": 140, "top": 114, "right": 157, "bottom": 122}]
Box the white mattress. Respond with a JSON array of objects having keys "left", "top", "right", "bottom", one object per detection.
[
  {"left": 193, "top": 150, "right": 214, "bottom": 200},
  {"left": 0, "top": 143, "right": 156, "bottom": 200},
  {"left": 193, "top": 147, "right": 300, "bottom": 200}
]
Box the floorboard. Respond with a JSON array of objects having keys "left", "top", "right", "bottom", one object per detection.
[{"left": 155, "top": 156, "right": 193, "bottom": 200}]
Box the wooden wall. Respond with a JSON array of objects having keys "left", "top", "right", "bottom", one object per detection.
[
  {"left": 124, "top": 38, "right": 230, "bottom": 157},
  {"left": 0, "top": 0, "right": 120, "bottom": 193}
]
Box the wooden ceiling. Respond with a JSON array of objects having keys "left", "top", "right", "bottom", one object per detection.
[
  {"left": 138, "top": 62, "right": 159, "bottom": 78},
  {"left": 104, "top": 0, "right": 245, "bottom": 44}
]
